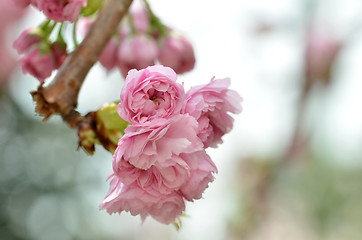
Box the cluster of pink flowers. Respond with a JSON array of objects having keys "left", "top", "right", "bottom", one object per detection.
[
  {"left": 14, "top": 0, "right": 87, "bottom": 22},
  {"left": 88, "top": 0, "right": 195, "bottom": 77},
  {"left": 100, "top": 65, "right": 242, "bottom": 224},
  {"left": 13, "top": 28, "right": 67, "bottom": 82}
]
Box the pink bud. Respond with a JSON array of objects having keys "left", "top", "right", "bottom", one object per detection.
[
  {"left": 117, "top": 35, "right": 158, "bottom": 77},
  {"left": 36, "top": 0, "right": 87, "bottom": 22},
  {"left": 99, "top": 38, "right": 119, "bottom": 72},
  {"left": 13, "top": 29, "right": 42, "bottom": 54},
  {"left": 119, "top": 26, "right": 131, "bottom": 41},
  {"left": 51, "top": 41, "right": 67, "bottom": 68},
  {"left": 129, "top": 0, "right": 150, "bottom": 33},
  {"left": 306, "top": 29, "right": 341, "bottom": 82},
  {"left": 158, "top": 33, "right": 195, "bottom": 74},
  {"left": 19, "top": 48, "right": 56, "bottom": 82}
]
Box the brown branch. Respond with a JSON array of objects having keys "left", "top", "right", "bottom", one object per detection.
[
  {"left": 32, "top": 0, "right": 133, "bottom": 126},
  {"left": 31, "top": 0, "right": 133, "bottom": 154}
]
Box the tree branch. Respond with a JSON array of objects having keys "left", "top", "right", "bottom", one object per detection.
[
  {"left": 32, "top": 0, "right": 133, "bottom": 125},
  {"left": 31, "top": 0, "right": 133, "bottom": 154}
]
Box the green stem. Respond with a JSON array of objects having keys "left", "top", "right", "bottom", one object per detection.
[
  {"left": 58, "top": 23, "right": 64, "bottom": 38},
  {"left": 48, "top": 21, "right": 57, "bottom": 34},
  {"left": 73, "top": 20, "right": 79, "bottom": 48},
  {"left": 128, "top": 13, "right": 137, "bottom": 35},
  {"left": 143, "top": 0, "right": 168, "bottom": 37},
  {"left": 40, "top": 19, "right": 51, "bottom": 31}
]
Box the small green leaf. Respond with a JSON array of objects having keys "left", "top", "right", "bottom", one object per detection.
[{"left": 81, "top": 0, "right": 104, "bottom": 17}]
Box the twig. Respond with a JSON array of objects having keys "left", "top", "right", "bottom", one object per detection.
[{"left": 32, "top": 0, "right": 133, "bottom": 127}]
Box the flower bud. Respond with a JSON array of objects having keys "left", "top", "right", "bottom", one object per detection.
[
  {"left": 51, "top": 40, "right": 68, "bottom": 68},
  {"left": 158, "top": 33, "right": 195, "bottom": 74},
  {"left": 117, "top": 35, "right": 158, "bottom": 77},
  {"left": 99, "top": 38, "right": 119, "bottom": 72},
  {"left": 95, "top": 102, "right": 129, "bottom": 147},
  {"left": 129, "top": 0, "right": 150, "bottom": 34},
  {"left": 19, "top": 48, "right": 56, "bottom": 82},
  {"left": 13, "top": 28, "right": 42, "bottom": 54},
  {"left": 305, "top": 28, "right": 341, "bottom": 85},
  {"left": 36, "top": 0, "right": 87, "bottom": 22}
]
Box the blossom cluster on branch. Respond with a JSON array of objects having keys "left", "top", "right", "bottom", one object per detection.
[
  {"left": 14, "top": 0, "right": 195, "bottom": 82},
  {"left": 14, "top": 0, "right": 87, "bottom": 22},
  {"left": 10, "top": 0, "right": 243, "bottom": 227},
  {"left": 100, "top": 65, "right": 242, "bottom": 224},
  {"left": 13, "top": 26, "right": 67, "bottom": 81},
  {"left": 81, "top": 0, "right": 195, "bottom": 78}
]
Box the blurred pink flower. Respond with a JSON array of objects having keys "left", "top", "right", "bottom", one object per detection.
[
  {"left": 99, "top": 38, "right": 119, "bottom": 72},
  {"left": 158, "top": 33, "right": 195, "bottom": 74},
  {"left": 117, "top": 35, "right": 158, "bottom": 77},
  {"left": 118, "top": 65, "right": 185, "bottom": 124},
  {"left": 306, "top": 29, "right": 342, "bottom": 83},
  {"left": 19, "top": 48, "right": 56, "bottom": 81},
  {"left": 0, "top": 0, "right": 26, "bottom": 28},
  {"left": 0, "top": 0, "right": 27, "bottom": 83},
  {"left": 129, "top": 0, "right": 150, "bottom": 34},
  {"left": 180, "top": 151, "right": 217, "bottom": 201},
  {"left": 13, "top": 29, "right": 42, "bottom": 54},
  {"left": 36, "top": 0, "right": 87, "bottom": 22},
  {"left": 113, "top": 115, "right": 203, "bottom": 194},
  {"left": 182, "top": 78, "right": 242, "bottom": 148},
  {"left": 16, "top": 39, "right": 68, "bottom": 81},
  {"left": 51, "top": 41, "right": 68, "bottom": 68},
  {"left": 12, "top": 0, "right": 32, "bottom": 8},
  {"left": 0, "top": 40, "right": 17, "bottom": 82},
  {"left": 100, "top": 174, "right": 185, "bottom": 224}
]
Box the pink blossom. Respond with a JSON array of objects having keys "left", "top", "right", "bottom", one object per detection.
[
  {"left": 306, "top": 28, "right": 341, "bottom": 83},
  {"left": 51, "top": 41, "right": 68, "bottom": 68},
  {"left": 0, "top": 40, "right": 17, "bottom": 82},
  {"left": 0, "top": 0, "right": 26, "bottom": 27},
  {"left": 180, "top": 151, "right": 217, "bottom": 201},
  {"left": 117, "top": 35, "right": 158, "bottom": 78},
  {"left": 100, "top": 174, "right": 185, "bottom": 224},
  {"left": 0, "top": 0, "right": 27, "bottom": 83},
  {"left": 158, "top": 33, "right": 195, "bottom": 74},
  {"left": 14, "top": 32, "right": 67, "bottom": 82},
  {"left": 36, "top": 0, "right": 87, "bottom": 22},
  {"left": 12, "top": 0, "right": 32, "bottom": 8},
  {"left": 182, "top": 78, "right": 242, "bottom": 148},
  {"left": 13, "top": 29, "right": 42, "bottom": 54},
  {"left": 147, "top": 191, "right": 185, "bottom": 224},
  {"left": 118, "top": 65, "right": 185, "bottom": 124},
  {"left": 99, "top": 38, "right": 119, "bottom": 72},
  {"left": 113, "top": 115, "right": 203, "bottom": 194},
  {"left": 129, "top": 0, "right": 150, "bottom": 34},
  {"left": 19, "top": 48, "right": 56, "bottom": 81}
]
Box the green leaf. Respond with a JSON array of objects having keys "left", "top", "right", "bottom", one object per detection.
[{"left": 81, "top": 0, "right": 104, "bottom": 17}]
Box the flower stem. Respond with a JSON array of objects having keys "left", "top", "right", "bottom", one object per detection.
[{"left": 73, "top": 20, "right": 79, "bottom": 48}]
